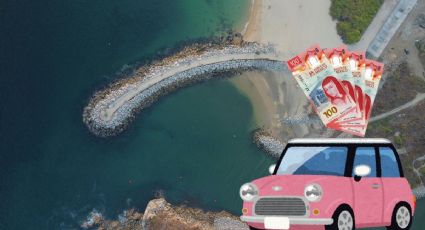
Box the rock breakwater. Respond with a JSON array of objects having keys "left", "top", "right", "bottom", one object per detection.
[
  {"left": 83, "top": 41, "right": 285, "bottom": 137},
  {"left": 413, "top": 186, "right": 425, "bottom": 199},
  {"left": 252, "top": 129, "right": 284, "bottom": 158}
]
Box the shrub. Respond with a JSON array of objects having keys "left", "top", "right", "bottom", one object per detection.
[{"left": 330, "top": 0, "right": 384, "bottom": 44}]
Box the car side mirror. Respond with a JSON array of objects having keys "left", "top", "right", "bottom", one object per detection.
[
  {"left": 354, "top": 165, "right": 371, "bottom": 182},
  {"left": 269, "top": 164, "right": 276, "bottom": 175}
]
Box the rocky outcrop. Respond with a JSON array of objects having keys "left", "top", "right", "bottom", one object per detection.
[
  {"left": 81, "top": 209, "right": 144, "bottom": 230},
  {"left": 413, "top": 186, "right": 425, "bottom": 199},
  {"left": 82, "top": 198, "right": 248, "bottom": 230},
  {"left": 252, "top": 129, "right": 284, "bottom": 158},
  {"left": 142, "top": 198, "right": 247, "bottom": 230}
]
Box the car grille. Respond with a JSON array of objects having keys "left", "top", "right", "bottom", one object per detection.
[{"left": 254, "top": 197, "right": 307, "bottom": 216}]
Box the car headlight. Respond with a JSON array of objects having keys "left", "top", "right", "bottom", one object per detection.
[
  {"left": 239, "top": 183, "right": 258, "bottom": 201},
  {"left": 304, "top": 184, "right": 323, "bottom": 202}
]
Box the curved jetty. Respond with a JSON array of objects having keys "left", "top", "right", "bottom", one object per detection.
[{"left": 83, "top": 41, "right": 286, "bottom": 137}]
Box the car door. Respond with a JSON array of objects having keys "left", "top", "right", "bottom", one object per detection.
[
  {"left": 351, "top": 146, "right": 383, "bottom": 227},
  {"left": 379, "top": 146, "right": 410, "bottom": 225}
]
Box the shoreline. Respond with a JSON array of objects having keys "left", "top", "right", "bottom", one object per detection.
[
  {"left": 231, "top": 0, "right": 276, "bottom": 134},
  {"left": 239, "top": 0, "right": 256, "bottom": 36},
  {"left": 241, "top": 0, "right": 262, "bottom": 42},
  {"left": 232, "top": 0, "right": 280, "bottom": 138},
  {"left": 83, "top": 40, "right": 286, "bottom": 137},
  {"left": 232, "top": 0, "right": 341, "bottom": 140},
  {"left": 233, "top": 0, "right": 420, "bottom": 140}
]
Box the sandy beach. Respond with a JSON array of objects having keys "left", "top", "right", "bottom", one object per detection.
[
  {"left": 234, "top": 0, "right": 421, "bottom": 141},
  {"left": 244, "top": 0, "right": 342, "bottom": 56},
  {"left": 232, "top": 0, "right": 354, "bottom": 141},
  {"left": 233, "top": 0, "right": 344, "bottom": 140}
]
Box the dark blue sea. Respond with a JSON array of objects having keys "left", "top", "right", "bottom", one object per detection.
[{"left": 0, "top": 0, "right": 423, "bottom": 229}]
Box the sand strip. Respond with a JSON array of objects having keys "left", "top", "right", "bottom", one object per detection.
[{"left": 234, "top": 0, "right": 342, "bottom": 139}]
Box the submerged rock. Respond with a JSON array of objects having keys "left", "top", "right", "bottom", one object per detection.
[
  {"left": 142, "top": 198, "right": 247, "bottom": 230},
  {"left": 81, "top": 209, "right": 104, "bottom": 229},
  {"left": 91, "top": 198, "right": 247, "bottom": 230}
]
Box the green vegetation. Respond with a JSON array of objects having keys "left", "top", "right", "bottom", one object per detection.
[
  {"left": 416, "top": 39, "right": 425, "bottom": 53},
  {"left": 419, "top": 167, "right": 425, "bottom": 176},
  {"left": 368, "top": 118, "right": 392, "bottom": 133},
  {"left": 330, "top": 0, "right": 384, "bottom": 44},
  {"left": 416, "top": 39, "right": 425, "bottom": 68},
  {"left": 394, "top": 134, "right": 404, "bottom": 147}
]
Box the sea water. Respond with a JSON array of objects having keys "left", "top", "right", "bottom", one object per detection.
[
  {"left": 1, "top": 0, "right": 423, "bottom": 229},
  {"left": 0, "top": 0, "right": 260, "bottom": 229}
]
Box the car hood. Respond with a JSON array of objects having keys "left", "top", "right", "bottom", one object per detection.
[{"left": 252, "top": 175, "right": 336, "bottom": 196}]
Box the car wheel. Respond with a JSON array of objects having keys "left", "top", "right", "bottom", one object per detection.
[
  {"left": 249, "top": 226, "right": 261, "bottom": 230},
  {"left": 387, "top": 203, "right": 412, "bottom": 230},
  {"left": 325, "top": 206, "right": 355, "bottom": 230}
]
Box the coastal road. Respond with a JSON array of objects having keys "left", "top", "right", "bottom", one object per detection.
[
  {"left": 349, "top": 0, "right": 398, "bottom": 52},
  {"left": 367, "top": 0, "right": 418, "bottom": 57}
]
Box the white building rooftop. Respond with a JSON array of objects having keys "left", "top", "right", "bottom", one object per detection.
[{"left": 288, "top": 138, "right": 391, "bottom": 144}]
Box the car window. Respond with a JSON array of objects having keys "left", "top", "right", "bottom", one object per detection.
[
  {"left": 379, "top": 147, "right": 400, "bottom": 177},
  {"left": 276, "top": 146, "right": 348, "bottom": 176},
  {"left": 353, "top": 147, "right": 377, "bottom": 177}
]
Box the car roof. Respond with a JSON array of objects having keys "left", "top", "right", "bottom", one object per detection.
[{"left": 288, "top": 138, "right": 392, "bottom": 144}]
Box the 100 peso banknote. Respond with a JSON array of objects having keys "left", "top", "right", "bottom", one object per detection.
[
  {"left": 286, "top": 45, "right": 357, "bottom": 128},
  {"left": 286, "top": 45, "right": 384, "bottom": 137}
]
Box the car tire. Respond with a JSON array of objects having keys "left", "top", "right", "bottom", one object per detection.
[
  {"left": 387, "top": 202, "right": 412, "bottom": 230},
  {"left": 325, "top": 205, "right": 356, "bottom": 230},
  {"left": 249, "top": 226, "right": 261, "bottom": 230}
]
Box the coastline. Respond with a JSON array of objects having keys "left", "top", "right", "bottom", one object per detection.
[
  {"left": 238, "top": 0, "right": 256, "bottom": 37},
  {"left": 232, "top": 0, "right": 283, "bottom": 138},
  {"left": 232, "top": 0, "right": 341, "bottom": 140},
  {"left": 234, "top": 0, "right": 420, "bottom": 140},
  {"left": 235, "top": 0, "right": 425, "bottom": 193},
  {"left": 232, "top": 0, "right": 275, "bottom": 133},
  {"left": 83, "top": 0, "right": 347, "bottom": 139},
  {"left": 78, "top": 2, "right": 425, "bottom": 228},
  {"left": 241, "top": 0, "right": 262, "bottom": 42},
  {"left": 83, "top": 40, "right": 285, "bottom": 137}
]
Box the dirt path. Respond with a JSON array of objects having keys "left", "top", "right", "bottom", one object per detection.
[
  {"left": 370, "top": 93, "right": 425, "bottom": 123},
  {"left": 335, "top": 92, "right": 425, "bottom": 138}
]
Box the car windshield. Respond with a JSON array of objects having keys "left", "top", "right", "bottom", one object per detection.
[{"left": 276, "top": 146, "right": 348, "bottom": 176}]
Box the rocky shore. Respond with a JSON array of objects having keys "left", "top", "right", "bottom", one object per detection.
[
  {"left": 413, "top": 186, "right": 425, "bottom": 199},
  {"left": 252, "top": 129, "right": 284, "bottom": 158},
  {"left": 83, "top": 39, "right": 285, "bottom": 137},
  {"left": 81, "top": 198, "right": 248, "bottom": 230}
]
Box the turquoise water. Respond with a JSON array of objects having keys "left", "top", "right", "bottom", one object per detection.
[{"left": 1, "top": 0, "right": 424, "bottom": 229}]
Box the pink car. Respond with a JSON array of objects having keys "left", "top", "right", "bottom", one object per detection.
[{"left": 240, "top": 138, "right": 416, "bottom": 230}]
